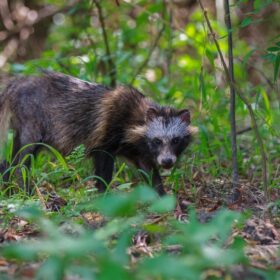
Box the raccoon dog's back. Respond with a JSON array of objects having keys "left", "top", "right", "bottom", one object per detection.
[{"left": 0, "top": 72, "right": 152, "bottom": 155}]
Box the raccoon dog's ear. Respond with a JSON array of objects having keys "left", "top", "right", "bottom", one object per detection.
[
  {"left": 146, "top": 107, "right": 159, "bottom": 121},
  {"left": 178, "top": 109, "right": 191, "bottom": 124}
]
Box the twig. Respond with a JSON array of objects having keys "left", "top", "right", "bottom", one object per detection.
[
  {"left": 165, "top": 244, "right": 182, "bottom": 253},
  {"left": 130, "top": 25, "right": 165, "bottom": 85},
  {"left": 237, "top": 127, "right": 252, "bottom": 135},
  {"left": 93, "top": 0, "right": 117, "bottom": 87},
  {"left": 224, "top": 0, "right": 239, "bottom": 202},
  {"left": 198, "top": 0, "right": 269, "bottom": 202},
  {"left": 34, "top": 182, "right": 47, "bottom": 210},
  {"left": 166, "top": 3, "right": 173, "bottom": 82}
]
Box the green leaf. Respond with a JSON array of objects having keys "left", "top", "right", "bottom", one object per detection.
[
  {"left": 131, "top": 185, "right": 158, "bottom": 203},
  {"left": 142, "top": 223, "right": 166, "bottom": 233},
  {"left": 242, "top": 49, "right": 256, "bottom": 65},
  {"left": 262, "top": 53, "right": 276, "bottom": 62},
  {"left": 94, "top": 193, "right": 137, "bottom": 217},
  {"left": 36, "top": 256, "right": 65, "bottom": 280},
  {"left": 240, "top": 17, "right": 252, "bottom": 27},
  {"left": 274, "top": 53, "right": 280, "bottom": 82},
  {"left": 2, "top": 243, "right": 38, "bottom": 261},
  {"left": 98, "top": 259, "right": 132, "bottom": 280},
  {"left": 138, "top": 255, "right": 195, "bottom": 279},
  {"left": 17, "top": 205, "right": 44, "bottom": 220},
  {"left": 148, "top": 195, "right": 176, "bottom": 213},
  {"left": 199, "top": 69, "right": 206, "bottom": 102},
  {"left": 205, "top": 48, "right": 215, "bottom": 67},
  {"left": 260, "top": 88, "right": 271, "bottom": 114},
  {"left": 113, "top": 230, "right": 133, "bottom": 265},
  {"left": 267, "top": 46, "right": 280, "bottom": 52}
]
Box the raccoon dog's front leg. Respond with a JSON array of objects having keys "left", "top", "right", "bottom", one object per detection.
[
  {"left": 92, "top": 150, "right": 114, "bottom": 192},
  {"left": 138, "top": 161, "right": 166, "bottom": 196}
]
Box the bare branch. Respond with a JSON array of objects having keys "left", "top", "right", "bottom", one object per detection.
[
  {"left": 237, "top": 127, "right": 252, "bottom": 135},
  {"left": 198, "top": 0, "right": 269, "bottom": 202},
  {"left": 165, "top": 2, "right": 173, "bottom": 82},
  {"left": 93, "top": 0, "right": 117, "bottom": 87},
  {"left": 224, "top": 0, "right": 239, "bottom": 202}
]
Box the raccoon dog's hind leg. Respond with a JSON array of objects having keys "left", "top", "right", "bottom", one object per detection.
[{"left": 92, "top": 150, "right": 115, "bottom": 192}]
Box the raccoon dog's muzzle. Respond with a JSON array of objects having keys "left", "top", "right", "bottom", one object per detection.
[{"left": 157, "top": 154, "right": 177, "bottom": 169}]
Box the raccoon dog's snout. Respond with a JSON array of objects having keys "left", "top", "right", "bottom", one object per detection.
[{"left": 157, "top": 154, "right": 177, "bottom": 169}]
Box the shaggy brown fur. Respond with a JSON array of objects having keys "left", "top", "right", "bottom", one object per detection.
[{"left": 0, "top": 71, "right": 193, "bottom": 195}]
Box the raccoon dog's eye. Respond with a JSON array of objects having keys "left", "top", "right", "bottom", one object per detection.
[
  {"left": 171, "top": 137, "right": 180, "bottom": 145},
  {"left": 153, "top": 138, "right": 162, "bottom": 145}
]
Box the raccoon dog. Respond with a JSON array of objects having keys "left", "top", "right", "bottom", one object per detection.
[{"left": 0, "top": 72, "right": 195, "bottom": 195}]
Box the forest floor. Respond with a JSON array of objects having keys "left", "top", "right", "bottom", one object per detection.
[{"left": 1, "top": 173, "right": 280, "bottom": 279}]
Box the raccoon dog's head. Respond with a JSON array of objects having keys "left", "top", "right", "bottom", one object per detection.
[{"left": 145, "top": 107, "right": 192, "bottom": 169}]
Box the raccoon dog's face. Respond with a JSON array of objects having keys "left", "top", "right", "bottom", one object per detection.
[{"left": 145, "top": 107, "right": 192, "bottom": 169}]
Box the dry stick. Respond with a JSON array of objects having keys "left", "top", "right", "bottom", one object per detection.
[
  {"left": 166, "top": 5, "right": 173, "bottom": 83},
  {"left": 198, "top": 0, "right": 269, "bottom": 202},
  {"left": 130, "top": 25, "right": 165, "bottom": 85},
  {"left": 237, "top": 126, "right": 252, "bottom": 135},
  {"left": 224, "top": 0, "right": 239, "bottom": 202},
  {"left": 34, "top": 183, "right": 47, "bottom": 210},
  {"left": 93, "top": 0, "right": 117, "bottom": 87}
]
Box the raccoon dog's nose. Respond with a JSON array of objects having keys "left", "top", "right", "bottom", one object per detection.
[{"left": 161, "top": 158, "right": 174, "bottom": 169}]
